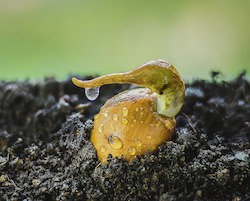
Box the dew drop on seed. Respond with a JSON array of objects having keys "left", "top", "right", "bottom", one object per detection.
[
  {"left": 146, "top": 134, "right": 152, "bottom": 139},
  {"left": 121, "top": 118, "right": 128, "bottom": 125},
  {"left": 122, "top": 107, "right": 129, "bottom": 116},
  {"left": 108, "top": 136, "right": 123, "bottom": 149},
  {"left": 98, "top": 124, "right": 104, "bottom": 133},
  {"left": 155, "top": 120, "right": 161, "bottom": 127},
  {"left": 110, "top": 124, "right": 116, "bottom": 131},
  {"left": 113, "top": 114, "right": 119, "bottom": 121},
  {"left": 104, "top": 110, "right": 109, "bottom": 117},
  {"left": 134, "top": 138, "right": 142, "bottom": 147},
  {"left": 165, "top": 121, "right": 174, "bottom": 130},
  {"left": 127, "top": 146, "right": 136, "bottom": 155},
  {"left": 85, "top": 87, "right": 100, "bottom": 101},
  {"left": 153, "top": 112, "right": 158, "bottom": 117},
  {"left": 100, "top": 145, "right": 106, "bottom": 152}
]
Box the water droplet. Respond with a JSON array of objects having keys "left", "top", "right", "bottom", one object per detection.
[
  {"left": 98, "top": 124, "right": 104, "bottom": 133},
  {"left": 104, "top": 110, "right": 109, "bottom": 117},
  {"left": 140, "top": 107, "right": 143, "bottom": 110},
  {"left": 155, "top": 121, "right": 161, "bottom": 127},
  {"left": 108, "top": 136, "right": 123, "bottom": 149},
  {"left": 146, "top": 134, "right": 152, "bottom": 139},
  {"left": 122, "top": 107, "right": 128, "bottom": 116},
  {"left": 134, "top": 138, "right": 142, "bottom": 147},
  {"left": 85, "top": 87, "right": 100, "bottom": 101},
  {"left": 135, "top": 107, "right": 139, "bottom": 112},
  {"left": 110, "top": 124, "right": 116, "bottom": 131},
  {"left": 94, "top": 114, "right": 99, "bottom": 120},
  {"left": 165, "top": 121, "right": 174, "bottom": 130},
  {"left": 113, "top": 114, "right": 118, "bottom": 121},
  {"left": 153, "top": 112, "right": 158, "bottom": 117},
  {"left": 121, "top": 118, "right": 128, "bottom": 125},
  {"left": 127, "top": 146, "right": 136, "bottom": 155},
  {"left": 140, "top": 121, "right": 144, "bottom": 124},
  {"left": 100, "top": 145, "right": 106, "bottom": 152}
]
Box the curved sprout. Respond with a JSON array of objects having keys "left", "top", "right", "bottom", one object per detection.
[{"left": 72, "top": 60, "right": 185, "bottom": 117}]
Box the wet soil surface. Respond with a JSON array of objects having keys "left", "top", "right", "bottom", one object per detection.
[{"left": 0, "top": 73, "right": 249, "bottom": 201}]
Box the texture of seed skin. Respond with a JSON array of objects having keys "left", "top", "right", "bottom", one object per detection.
[{"left": 90, "top": 88, "right": 176, "bottom": 162}]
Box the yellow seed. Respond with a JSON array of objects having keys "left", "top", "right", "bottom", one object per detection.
[
  {"left": 104, "top": 110, "right": 109, "bottom": 117},
  {"left": 122, "top": 107, "right": 128, "bottom": 116},
  {"left": 98, "top": 124, "right": 104, "bottom": 133},
  {"left": 127, "top": 146, "right": 136, "bottom": 155},
  {"left": 121, "top": 118, "right": 128, "bottom": 125},
  {"left": 113, "top": 114, "right": 118, "bottom": 121},
  {"left": 110, "top": 124, "right": 116, "bottom": 131},
  {"left": 94, "top": 114, "right": 99, "bottom": 120},
  {"left": 134, "top": 138, "right": 142, "bottom": 147},
  {"left": 100, "top": 145, "right": 106, "bottom": 152},
  {"left": 108, "top": 136, "right": 123, "bottom": 149},
  {"left": 72, "top": 60, "right": 185, "bottom": 163}
]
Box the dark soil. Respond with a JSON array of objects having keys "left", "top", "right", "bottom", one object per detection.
[{"left": 0, "top": 73, "right": 249, "bottom": 201}]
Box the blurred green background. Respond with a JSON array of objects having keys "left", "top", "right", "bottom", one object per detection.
[{"left": 0, "top": 0, "right": 249, "bottom": 81}]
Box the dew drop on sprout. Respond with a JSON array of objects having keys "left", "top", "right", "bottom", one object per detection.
[{"left": 84, "top": 87, "right": 100, "bottom": 101}]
